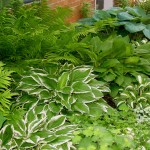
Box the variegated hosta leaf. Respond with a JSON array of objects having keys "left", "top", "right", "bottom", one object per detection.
[
  {"left": 0, "top": 102, "right": 76, "bottom": 149},
  {"left": 18, "top": 64, "right": 110, "bottom": 115}
]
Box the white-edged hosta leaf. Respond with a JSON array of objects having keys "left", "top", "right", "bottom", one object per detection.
[
  {"left": 21, "top": 76, "right": 39, "bottom": 86},
  {"left": 1, "top": 125, "right": 13, "bottom": 146},
  {"left": 46, "top": 115, "right": 66, "bottom": 130},
  {"left": 57, "top": 72, "right": 70, "bottom": 90},
  {"left": 20, "top": 140, "right": 35, "bottom": 148},
  {"left": 137, "top": 75, "right": 142, "bottom": 84},
  {"left": 61, "top": 86, "right": 73, "bottom": 94},
  {"left": 70, "top": 67, "right": 92, "bottom": 82},
  {"left": 40, "top": 76, "right": 57, "bottom": 90},
  {"left": 91, "top": 87, "right": 103, "bottom": 98},
  {"left": 50, "top": 136, "right": 71, "bottom": 147},
  {"left": 55, "top": 125, "right": 76, "bottom": 136},
  {"left": 48, "top": 102, "right": 62, "bottom": 113},
  {"left": 73, "top": 102, "right": 89, "bottom": 113},
  {"left": 74, "top": 92, "right": 95, "bottom": 103},
  {"left": 72, "top": 81, "right": 91, "bottom": 93},
  {"left": 39, "top": 89, "right": 51, "bottom": 99}
]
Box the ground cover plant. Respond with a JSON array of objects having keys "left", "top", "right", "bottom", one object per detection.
[{"left": 0, "top": 0, "right": 150, "bottom": 149}]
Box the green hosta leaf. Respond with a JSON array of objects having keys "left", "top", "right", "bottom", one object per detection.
[
  {"left": 40, "top": 76, "right": 57, "bottom": 90},
  {"left": 48, "top": 102, "right": 62, "bottom": 113},
  {"left": 75, "top": 92, "right": 95, "bottom": 103},
  {"left": 102, "top": 59, "right": 120, "bottom": 68},
  {"left": 21, "top": 76, "right": 39, "bottom": 86},
  {"left": 143, "top": 25, "right": 150, "bottom": 39},
  {"left": 125, "top": 22, "right": 145, "bottom": 33},
  {"left": 125, "top": 56, "right": 140, "bottom": 64},
  {"left": 73, "top": 102, "right": 89, "bottom": 113},
  {"left": 115, "top": 75, "right": 124, "bottom": 86},
  {"left": 104, "top": 73, "right": 116, "bottom": 82},
  {"left": 39, "top": 89, "right": 51, "bottom": 99},
  {"left": 72, "top": 81, "right": 91, "bottom": 93},
  {"left": 125, "top": 6, "right": 146, "bottom": 17},
  {"left": 91, "top": 87, "right": 103, "bottom": 98},
  {"left": 88, "top": 103, "right": 104, "bottom": 116},
  {"left": 117, "top": 12, "right": 134, "bottom": 21},
  {"left": 1, "top": 125, "right": 13, "bottom": 146},
  {"left": 55, "top": 125, "right": 76, "bottom": 136},
  {"left": 118, "top": 103, "right": 129, "bottom": 111},
  {"left": 61, "top": 86, "right": 73, "bottom": 94},
  {"left": 46, "top": 115, "right": 66, "bottom": 130},
  {"left": 70, "top": 67, "right": 91, "bottom": 82},
  {"left": 20, "top": 140, "right": 35, "bottom": 148},
  {"left": 57, "top": 72, "right": 70, "bottom": 90}
]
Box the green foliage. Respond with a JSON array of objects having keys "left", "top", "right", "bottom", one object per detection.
[
  {"left": 0, "top": 62, "right": 14, "bottom": 124},
  {"left": 81, "top": 2, "right": 92, "bottom": 18},
  {"left": 17, "top": 63, "right": 110, "bottom": 115},
  {"left": 0, "top": 0, "right": 71, "bottom": 62},
  {"left": 79, "top": 6, "right": 150, "bottom": 39},
  {"left": 116, "top": 75, "right": 150, "bottom": 123},
  {"left": 0, "top": 102, "right": 76, "bottom": 149}
]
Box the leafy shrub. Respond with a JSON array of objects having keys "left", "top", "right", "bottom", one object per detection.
[
  {"left": 79, "top": 6, "right": 150, "bottom": 39},
  {"left": 17, "top": 63, "right": 110, "bottom": 116},
  {"left": 0, "top": 102, "right": 76, "bottom": 149}
]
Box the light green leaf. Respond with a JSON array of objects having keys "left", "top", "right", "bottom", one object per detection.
[
  {"left": 70, "top": 67, "right": 91, "bottom": 82},
  {"left": 91, "top": 87, "right": 103, "bottom": 98},
  {"left": 115, "top": 76, "right": 124, "bottom": 86},
  {"left": 57, "top": 72, "right": 70, "bottom": 90},
  {"left": 46, "top": 115, "right": 66, "bottom": 130},
  {"left": 39, "top": 89, "right": 51, "bottom": 99},
  {"left": 73, "top": 102, "right": 89, "bottom": 113},
  {"left": 72, "top": 81, "right": 91, "bottom": 93}
]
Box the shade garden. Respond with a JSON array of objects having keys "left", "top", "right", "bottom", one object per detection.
[{"left": 0, "top": 0, "right": 150, "bottom": 149}]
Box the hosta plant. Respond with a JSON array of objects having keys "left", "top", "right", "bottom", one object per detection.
[
  {"left": 0, "top": 102, "right": 76, "bottom": 150},
  {"left": 17, "top": 63, "right": 110, "bottom": 116},
  {"left": 115, "top": 75, "right": 150, "bottom": 122}
]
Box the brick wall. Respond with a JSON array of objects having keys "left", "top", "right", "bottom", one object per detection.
[{"left": 48, "top": 0, "right": 95, "bottom": 22}]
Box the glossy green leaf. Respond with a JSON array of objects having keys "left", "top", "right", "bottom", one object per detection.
[
  {"left": 73, "top": 102, "right": 89, "bottom": 113},
  {"left": 117, "top": 12, "right": 134, "bottom": 21}
]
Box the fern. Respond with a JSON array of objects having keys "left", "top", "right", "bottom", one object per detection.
[{"left": 0, "top": 62, "right": 14, "bottom": 117}]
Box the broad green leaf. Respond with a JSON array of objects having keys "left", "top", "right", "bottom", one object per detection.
[
  {"left": 21, "top": 76, "right": 39, "bottom": 86},
  {"left": 143, "top": 25, "right": 150, "bottom": 39},
  {"left": 117, "top": 12, "right": 134, "bottom": 21},
  {"left": 20, "top": 141, "right": 35, "bottom": 148},
  {"left": 61, "top": 86, "right": 72, "bottom": 94},
  {"left": 104, "top": 73, "right": 116, "bottom": 82},
  {"left": 93, "top": 10, "right": 111, "bottom": 21},
  {"left": 46, "top": 115, "right": 66, "bottom": 130},
  {"left": 51, "top": 136, "right": 71, "bottom": 146},
  {"left": 102, "top": 59, "right": 120, "bottom": 68},
  {"left": 125, "top": 56, "right": 140, "bottom": 64},
  {"left": 125, "top": 6, "right": 146, "bottom": 17},
  {"left": 39, "top": 89, "right": 51, "bottom": 99},
  {"left": 75, "top": 92, "right": 95, "bottom": 103},
  {"left": 1, "top": 125, "right": 13, "bottom": 146},
  {"left": 110, "top": 84, "right": 120, "bottom": 97},
  {"left": 72, "top": 81, "right": 91, "bottom": 93},
  {"left": 55, "top": 125, "right": 76, "bottom": 135},
  {"left": 48, "top": 102, "right": 62, "bottom": 113},
  {"left": 70, "top": 67, "right": 91, "bottom": 82},
  {"left": 73, "top": 102, "right": 89, "bottom": 113},
  {"left": 91, "top": 87, "right": 103, "bottom": 98},
  {"left": 57, "top": 72, "right": 70, "bottom": 90},
  {"left": 115, "top": 75, "right": 124, "bottom": 86},
  {"left": 125, "top": 22, "right": 145, "bottom": 33},
  {"left": 118, "top": 103, "right": 129, "bottom": 111}
]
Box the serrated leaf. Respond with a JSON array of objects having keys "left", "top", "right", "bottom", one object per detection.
[{"left": 46, "top": 115, "right": 66, "bottom": 130}]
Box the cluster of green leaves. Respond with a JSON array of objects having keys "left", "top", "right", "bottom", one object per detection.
[
  {"left": 0, "top": 62, "right": 14, "bottom": 127},
  {"left": 79, "top": 6, "right": 150, "bottom": 39},
  {"left": 0, "top": 0, "right": 71, "bottom": 62},
  {"left": 0, "top": 102, "right": 76, "bottom": 150},
  {"left": 17, "top": 63, "right": 110, "bottom": 115}
]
